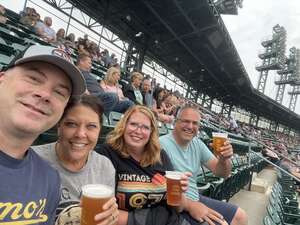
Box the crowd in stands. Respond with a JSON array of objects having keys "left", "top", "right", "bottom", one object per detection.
[
  {"left": 1, "top": 4, "right": 300, "bottom": 225},
  {"left": 3, "top": 6, "right": 209, "bottom": 125},
  {"left": 17, "top": 6, "right": 120, "bottom": 67},
  {"left": 0, "top": 4, "right": 7, "bottom": 24}
]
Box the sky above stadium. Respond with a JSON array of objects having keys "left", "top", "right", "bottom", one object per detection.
[
  {"left": 1, "top": 0, "right": 300, "bottom": 115},
  {"left": 222, "top": 0, "right": 300, "bottom": 114}
]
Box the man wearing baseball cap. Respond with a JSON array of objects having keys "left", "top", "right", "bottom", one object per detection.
[{"left": 0, "top": 45, "right": 85, "bottom": 224}]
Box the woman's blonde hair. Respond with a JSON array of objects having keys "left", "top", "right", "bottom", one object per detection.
[
  {"left": 131, "top": 72, "right": 143, "bottom": 82},
  {"left": 104, "top": 67, "right": 120, "bottom": 85},
  {"left": 106, "top": 105, "right": 161, "bottom": 167}
]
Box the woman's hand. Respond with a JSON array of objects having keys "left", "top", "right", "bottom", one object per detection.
[{"left": 94, "top": 197, "right": 119, "bottom": 225}]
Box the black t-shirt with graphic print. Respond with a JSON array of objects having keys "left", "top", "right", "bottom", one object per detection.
[{"left": 96, "top": 144, "right": 173, "bottom": 211}]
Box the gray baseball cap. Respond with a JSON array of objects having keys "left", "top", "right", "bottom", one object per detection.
[{"left": 10, "top": 45, "right": 86, "bottom": 96}]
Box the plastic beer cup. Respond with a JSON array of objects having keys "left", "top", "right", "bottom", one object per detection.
[
  {"left": 212, "top": 132, "right": 228, "bottom": 155},
  {"left": 165, "top": 171, "right": 182, "bottom": 206},
  {"left": 81, "top": 184, "right": 114, "bottom": 225}
]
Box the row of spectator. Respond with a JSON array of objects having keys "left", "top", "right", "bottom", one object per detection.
[
  {"left": 18, "top": 7, "right": 119, "bottom": 67},
  {"left": 4, "top": 3, "right": 300, "bottom": 173},
  {"left": 76, "top": 53, "right": 192, "bottom": 126},
  {"left": 0, "top": 5, "right": 296, "bottom": 225}
]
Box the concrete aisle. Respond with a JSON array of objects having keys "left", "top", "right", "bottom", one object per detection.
[{"left": 229, "top": 167, "right": 277, "bottom": 225}]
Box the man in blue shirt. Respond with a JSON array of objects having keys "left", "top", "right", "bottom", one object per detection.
[{"left": 160, "top": 104, "right": 248, "bottom": 225}]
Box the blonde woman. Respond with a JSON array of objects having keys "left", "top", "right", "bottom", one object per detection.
[
  {"left": 96, "top": 106, "right": 208, "bottom": 225},
  {"left": 101, "top": 67, "right": 134, "bottom": 113}
]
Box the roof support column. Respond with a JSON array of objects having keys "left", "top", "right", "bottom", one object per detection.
[
  {"left": 185, "top": 86, "right": 191, "bottom": 99},
  {"left": 124, "top": 41, "right": 147, "bottom": 72},
  {"left": 201, "top": 94, "right": 213, "bottom": 110},
  {"left": 269, "top": 121, "right": 278, "bottom": 131},
  {"left": 221, "top": 103, "right": 232, "bottom": 118},
  {"left": 249, "top": 113, "right": 259, "bottom": 127}
]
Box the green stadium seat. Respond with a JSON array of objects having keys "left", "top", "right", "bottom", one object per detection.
[
  {"left": 24, "top": 37, "right": 39, "bottom": 46},
  {"left": 267, "top": 204, "right": 282, "bottom": 224},
  {"left": 165, "top": 123, "right": 174, "bottom": 132},
  {"left": 157, "top": 121, "right": 168, "bottom": 136},
  {"left": 5, "top": 18, "right": 18, "bottom": 27},
  {"left": 198, "top": 130, "right": 210, "bottom": 144},
  {"left": 5, "top": 8, "right": 21, "bottom": 22},
  {"left": 91, "top": 67, "right": 105, "bottom": 79},
  {"left": 0, "top": 54, "right": 14, "bottom": 70},
  {"left": 0, "top": 39, "right": 15, "bottom": 69},
  {"left": 90, "top": 72, "right": 102, "bottom": 82},
  {"left": 99, "top": 114, "right": 114, "bottom": 144},
  {"left": 8, "top": 25, "right": 32, "bottom": 39},
  {"left": 0, "top": 24, "right": 12, "bottom": 34},
  {"left": 12, "top": 42, "right": 28, "bottom": 53},
  {"left": 263, "top": 215, "right": 277, "bottom": 225},
  {"left": 108, "top": 111, "right": 123, "bottom": 125},
  {"left": 197, "top": 172, "right": 214, "bottom": 197},
  {"left": 226, "top": 131, "right": 247, "bottom": 141},
  {"left": 92, "top": 62, "right": 107, "bottom": 75},
  {"left": 33, "top": 128, "right": 58, "bottom": 146},
  {"left": 15, "top": 23, "right": 37, "bottom": 36},
  {"left": 0, "top": 29, "right": 24, "bottom": 46},
  {"left": 29, "top": 34, "right": 52, "bottom": 46}
]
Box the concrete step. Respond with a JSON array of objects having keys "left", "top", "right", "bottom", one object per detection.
[
  {"left": 229, "top": 167, "right": 277, "bottom": 225},
  {"left": 251, "top": 177, "right": 269, "bottom": 193}
]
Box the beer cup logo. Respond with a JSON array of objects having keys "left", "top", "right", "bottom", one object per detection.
[{"left": 165, "top": 171, "right": 182, "bottom": 206}]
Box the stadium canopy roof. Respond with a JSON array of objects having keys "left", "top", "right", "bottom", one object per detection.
[{"left": 67, "top": 0, "right": 300, "bottom": 130}]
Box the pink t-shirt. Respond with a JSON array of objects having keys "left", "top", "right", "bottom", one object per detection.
[{"left": 100, "top": 82, "right": 125, "bottom": 100}]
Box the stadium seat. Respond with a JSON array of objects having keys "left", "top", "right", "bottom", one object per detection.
[
  {"left": 267, "top": 204, "right": 283, "bottom": 224},
  {"left": 0, "top": 38, "right": 15, "bottom": 69},
  {"left": 157, "top": 121, "right": 168, "bottom": 136},
  {"left": 29, "top": 35, "right": 52, "bottom": 46},
  {"left": 91, "top": 67, "right": 105, "bottom": 79},
  {"left": 165, "top": 123, "right": 174, "bottom": 132},
  {"left": 8, "top": 25, "right": 33, "bottom": 39},
  {"left": 33, "top": 128, "right": 58, "bottom": 146},
  {"left": 108, "top": 111, "right": 123, "bottom": 125},
  {"left": 197, "top": 170, "right": 214, "bottom": 197},
  {"left": 5, "top": 8, "right": 21, "bottom": 22},
  {"left": 263, "top": 170, "right": 300, "bottom": 225},
  {"left": 263, "top": 215, "right": 277, "bottom": 225},
  {"left": 99, "top": 114, "right": 114, "bottom": 144}
]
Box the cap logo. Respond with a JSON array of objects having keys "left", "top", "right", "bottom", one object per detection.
[{"left": 51, "top": 48, "right": 72, "bottom": 64}]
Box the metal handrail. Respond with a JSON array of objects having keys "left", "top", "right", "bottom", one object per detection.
[
  {"left": 247, "top": 136, "right": 299, "bottom": 167},
  {"left": 248, "top": 142, "right": 300, "bottom": 183}
]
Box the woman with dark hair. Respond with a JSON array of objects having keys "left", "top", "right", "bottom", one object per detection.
[
  {"left": 33, "top": 94, "right": 118, "bottom": 225},
  {"left": 97, "top": 105, "right": 207, "bottom": 225}
]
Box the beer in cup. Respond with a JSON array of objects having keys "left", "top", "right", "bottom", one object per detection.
[
  {"left": 212, "top": 132, "right": 228, "bottom": 155},
  {"left": 81, "top": 184, "right": 114, "bottom": 225},
  {"left": 165, "top": 171, "right": 182, "bottom": 206}
]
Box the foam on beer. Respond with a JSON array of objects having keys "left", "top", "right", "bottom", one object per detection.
[
  {"left": 82, "top": 184, "right": 113, "bottom": 198},
  {"left": 212, "top": 132, "right": 228, "bottom": 138},
  {"left": 165, "top": 171, "right": 182, "bottom": 180}
]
